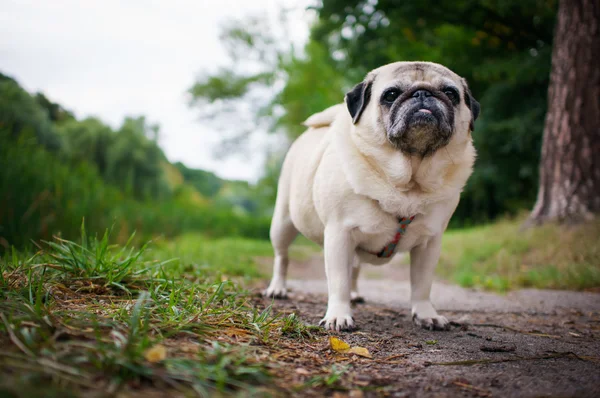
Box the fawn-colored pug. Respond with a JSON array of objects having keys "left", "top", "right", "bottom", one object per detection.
[{"left": 264, "top": 62, "right": 480, "bottom": 331}]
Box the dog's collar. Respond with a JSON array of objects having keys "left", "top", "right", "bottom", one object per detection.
[{"left": 367, "top": 215, "right": 415, "bottom": 258}]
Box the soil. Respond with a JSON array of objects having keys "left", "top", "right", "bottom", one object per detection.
[{"left": 254, "top": 254, "right": 600, "bottom": 397}]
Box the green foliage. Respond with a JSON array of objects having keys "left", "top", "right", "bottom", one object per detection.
[
  {"left": 187, "top": 13, "right": 294, "bottom": 143},
  {"left": 0, "top": 131, "right": 271, "bottom": 247},
  {"left": 58, "top": 116, "right": 172, "bottom": 200},
  {"left": 174, "top": 162, "right": 275, "bottom": 217},
  {"left": 0, "top": 73, "right": 271, "bottom": 250},
  {"left": 175, "top": 161, "right": 224, "bottom": 198},
  {"left": 34, "top": 92, "right": 75, "bottom": 123},
  {"left": 0, "top": 127, "right": 120, "bottom": 248},
  {"left": 107, "top": 117, "right": 170, "bottom": 199},
  {"left": 58, "top": 117, "right": 114, "bottom": 173},
  {"left": 189, "top": 69, "right": 273, "bottom": 102},
  {"left": 274, "top": 40, "right": 347, "bottom": 137},
  {"left": 0, "top": 73, "right": 62, "bottom": 151}
]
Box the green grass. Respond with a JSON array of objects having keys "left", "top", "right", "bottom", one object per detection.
[
  {"left": 150, "top": 232, "right": 318, "bottom": 281},
  {"left": 0, "top": 228, "right": 321, "bottom": 397},
  {"left": 440, "top": 216, "right": 600, "bottom": 291}
]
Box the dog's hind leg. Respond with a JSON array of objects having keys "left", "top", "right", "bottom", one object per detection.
[
  {"left": 350, "top": 262, "right": 365, "bottom": 304},
  {"left": 263, "top": 196, "right": 298, "bottom": 299}
]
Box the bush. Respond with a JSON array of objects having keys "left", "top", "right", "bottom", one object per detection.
[{"left": 0, "top": 129, "right": 270, "bottom": 251}]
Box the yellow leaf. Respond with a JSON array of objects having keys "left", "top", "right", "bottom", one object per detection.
[
  {"left": 329, "top": 337, "right": 372, "bottom": 358},
  {"left": 347, "top": 346, "right": 372, "bottom": 358},
  {"left": 144, "top": 344, "right": 167, "bottom": 363},
  {"left": 329, "top": 336, "right": 350, "bottom": 353}
]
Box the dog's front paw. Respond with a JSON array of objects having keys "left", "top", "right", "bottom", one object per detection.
[
  {"left": 413, "top": 314, "right": 450, "bottom": 331},
  {"left": 412, "top": 301, "right": 450, "bottom": 331},
  {"left": 262, "top": 282, "right": 288, "bottom": 299},
  {"left": 319, "top": 314, "right": 355, "bottom": 331},
  {"left": 319, "top": 303, "right": 355, "bottom": 331}
]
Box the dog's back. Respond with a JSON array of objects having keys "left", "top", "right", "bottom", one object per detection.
[{"left": 273, "top": 104, "right": 345, "bottom": 245}]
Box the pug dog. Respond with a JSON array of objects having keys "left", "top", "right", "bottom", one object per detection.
[{"left": 263, "top": 61, "right": 479, "bottom": 331}]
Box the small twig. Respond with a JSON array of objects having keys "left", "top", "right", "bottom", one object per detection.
[
  {"left": 579, "top": 355, "right": 600, "bottom": 363},
  {"left": 452, "top": 381, "right": 492, "bottom": 396},
  {"left": 382, "top": 353, "right": 409, "bottom": 361},
  {"left": 452, "top": 381, "right": 492, "bottom": 397},
  {"left": 374, "top": 359, "right": 408, "bottom": 365}
]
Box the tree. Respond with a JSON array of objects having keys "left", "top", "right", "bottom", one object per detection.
[
  {"left": 0, "top": 73, "right": 63, "bottom": 151},
  {"left": 58, "top": 117, "right": 114, "bottom": 174},
  {"left": 107, "top": 117, "right": 170, "bottom": 199},
  {"left": 528, "top": 0, "right": 600, "bottom": 224},
  {"left": 174, "top": 162, "right": 223, "bottom": 198}
]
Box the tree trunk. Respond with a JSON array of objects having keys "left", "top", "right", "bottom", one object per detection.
[{"left": 528, "top": 0, "right": 600, "bottom": 225}]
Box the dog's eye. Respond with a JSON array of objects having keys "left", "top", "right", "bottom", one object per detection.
[
  {"left": 382, "top": 89, "right": 401, "bottom": 103},
  {"left": 442, "top": 88, "right": 459, "bottom": 103}
]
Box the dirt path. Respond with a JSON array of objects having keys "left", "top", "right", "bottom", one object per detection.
[{"left": 257, "top": 254, "right": 600, "bottom": 397}]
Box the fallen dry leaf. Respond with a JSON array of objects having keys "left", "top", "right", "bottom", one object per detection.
[
  {"left": 347, "top": 346, "right": 372, "bottom": 358},
  {"left": 144, "top": 344, "right": 167, "bottom": 363},
  {"left": 329, "top": 336, "right": 372, "bottom": 358},
  {"left": 329, "top": 336, "right": 351, "bottom": 352}
]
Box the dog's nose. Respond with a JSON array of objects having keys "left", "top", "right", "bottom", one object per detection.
[{"left": 412, "top": 89, "right": 433, "bottom": 100}]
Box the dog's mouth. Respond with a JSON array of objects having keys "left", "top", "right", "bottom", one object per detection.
[
  {"left": 407, "top": 106, "right": 440, "bottom": 126},
  {"left": 386, "top": 101, "right": 454, "bottom": 156}
]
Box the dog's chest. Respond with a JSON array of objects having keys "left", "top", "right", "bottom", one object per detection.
[{"left": 356, "top": 209, "right": 445, "bottom": 263}]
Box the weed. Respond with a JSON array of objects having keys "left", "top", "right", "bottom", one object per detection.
[{"left": 280, "top": 313, "right": 321, "bottom": 340}]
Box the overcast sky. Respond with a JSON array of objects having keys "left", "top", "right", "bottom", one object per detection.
[{"left": 0, "top": 0, "right": 312, "bottom": 182}]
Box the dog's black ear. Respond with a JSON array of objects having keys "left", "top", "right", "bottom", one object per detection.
[
  {"left": 461, "top": 79, "right": 480, "bottom": 131},
  {"left": 345, "top": 80, "right": 372, "bottom": 124}
]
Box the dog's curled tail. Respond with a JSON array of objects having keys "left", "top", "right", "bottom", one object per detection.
[{"left": 302, "top": 104, "right": 344, "bottom": 129}]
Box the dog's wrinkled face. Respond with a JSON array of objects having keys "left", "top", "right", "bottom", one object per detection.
[{"left": 345, "top": 62, "right": 480, "bottom": 157}]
